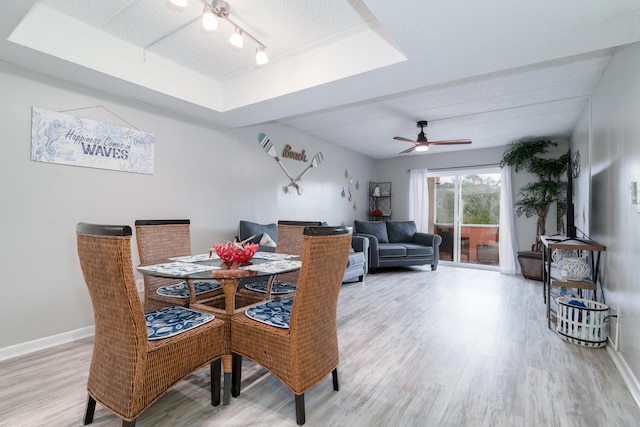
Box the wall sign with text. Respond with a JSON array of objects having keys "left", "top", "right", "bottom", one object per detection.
[{"left": 30, "top": 107, "right": 155, "bottom": 174}]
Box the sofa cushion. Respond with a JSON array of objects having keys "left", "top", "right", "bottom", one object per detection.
[
  {"left": 378, "top": 243, "right": 406, "bottom": 258},
  {"left": 239, "top": 220, "right": 277, "bottom": 245},
  {"left": 386, "top": 221, "right": 417, "bottom": 243},
  {"left": 401, "top": 243, "right": 433, "bottom": 257},
  {"left": 354, "top": 220, "right": 389, "bottom": 243}
]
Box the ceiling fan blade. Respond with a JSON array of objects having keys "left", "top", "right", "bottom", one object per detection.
[
  {"left": 427, "top": 139, "right": 472, "bottom": 145},
  {"left": 393, "top": 136, "right": 418, "bottom": 143},
  {"left": 399, "top": 146, "right": 416, "bottom": 154}
]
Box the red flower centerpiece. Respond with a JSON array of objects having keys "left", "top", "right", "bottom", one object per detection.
[{"left": 213, "top": 241, "right": 258, "bottom": 264}]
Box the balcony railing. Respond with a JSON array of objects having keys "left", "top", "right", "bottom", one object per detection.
[{"left": 435, "top": 224, "right": 499, "bottom": 265}]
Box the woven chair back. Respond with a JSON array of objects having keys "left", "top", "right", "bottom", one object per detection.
[
  {"left": 275, "top": 221, "right": 323, "bottom": 284},
  {"left": 135, "top": 219, "right": 192, "bottom": 310},
  {"left": 289, "top": 229, "right": 351, "bottom": 378},
  {"left": 76, "top": 223, "right": 147, "bottom": 415}
]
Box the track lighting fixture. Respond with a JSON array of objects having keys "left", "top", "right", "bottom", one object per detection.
[{"left": 168, "top": 0, "right": 268, "bottom": 66}]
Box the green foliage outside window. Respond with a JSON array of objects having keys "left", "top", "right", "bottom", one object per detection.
[
  {"left": 435, "top": 174, "right": 501, "bottom": 225},
  {"left": 462, "top": 175, "right": 500, "bottom": 224}
]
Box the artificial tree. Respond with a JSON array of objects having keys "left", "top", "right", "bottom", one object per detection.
[{"left": 500, "top": 140, "right": 570, "bottom": 252}]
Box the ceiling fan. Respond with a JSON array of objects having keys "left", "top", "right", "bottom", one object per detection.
[{"left": 394, "top": 120, "right": 472, "bottom": 154}]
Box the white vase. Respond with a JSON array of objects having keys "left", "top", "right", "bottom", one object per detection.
[{"left": 559, "top": 257, "right": 591, "bottom": 281}]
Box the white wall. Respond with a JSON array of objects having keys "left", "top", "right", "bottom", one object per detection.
[
  {"left": 571, "top": 103, "right": 592, "bottom": 236},
  {"left": 0, "top": 61, "right": 374, "bottom": 353},
  {"left": 577, "top": 42, "right": 640, "bottom": 401}
]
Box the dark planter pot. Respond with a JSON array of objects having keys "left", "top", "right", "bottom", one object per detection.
[{"left": 518, "top": 250, "right": 543, "bottom": 281}]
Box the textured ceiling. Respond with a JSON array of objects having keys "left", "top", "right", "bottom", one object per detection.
[
  {"left": 38, "top": 0, "right": 380, "bottom": 80},
  {"left": 1, "top": 0, "right": 639, "bottom": 159}
]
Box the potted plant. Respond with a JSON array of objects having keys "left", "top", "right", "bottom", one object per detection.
[{"left": 500, "top": 140, "right": 570, "bottom": 280}]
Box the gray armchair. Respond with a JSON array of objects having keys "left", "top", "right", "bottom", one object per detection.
[{"left": 342, "top": 234, "right": 369, "bottom": 283}]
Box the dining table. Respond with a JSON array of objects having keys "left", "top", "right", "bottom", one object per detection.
[{"left": 137, "top": 251, "right": 301, "bottom": 404}]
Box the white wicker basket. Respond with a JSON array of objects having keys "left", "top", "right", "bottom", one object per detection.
[{"left": 556, "top": 297, "right": 608, "bottom": 348}]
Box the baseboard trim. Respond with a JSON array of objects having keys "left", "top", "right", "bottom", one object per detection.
[
  {"left": 607, "top": 345, "right": 640, "bottom": 408},
  {"left": 0, "top": 325, "right": 94, "bottom": 362}
]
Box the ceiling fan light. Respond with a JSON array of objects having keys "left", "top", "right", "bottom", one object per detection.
[
  {"left": 229, "top": 27, "right": 244, "bottom": 48},
  {"left": 202, "top": 7, "right": 219, "bottom": 31},
  {"left": 170, "top": 0, "right": 188, "bottom": 7},
  {"left": 255, "top": 46, "right": 269, "bottom": 65},
  {"left": 415, "top": 145, "right": 429, "bottom": 152}
]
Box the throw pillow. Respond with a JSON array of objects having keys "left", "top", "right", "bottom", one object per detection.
[
  {"left": 386, "top": 221, "right": 417, "bottom": 243},
  {"left": 260, "top": 232, "right": 277, "bottom": 247},
  {"left": 354, "top": 220, "right": 389, "bottom": 243}
]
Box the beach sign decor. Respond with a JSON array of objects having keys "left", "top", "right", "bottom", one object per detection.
[{"left": 31, "top": 107, "right": 154, "bottom": 174}]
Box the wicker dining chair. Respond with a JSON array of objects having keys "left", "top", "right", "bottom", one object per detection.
[
  {"left": 135, "top": 219, "right": 222, "bottom": 311},
  {"left": 230, "top": 226, "right": 352, "bottom": 425},
  {"left": 77, "top": 222, "right": 225, "bottom": 427},
  {"left": 273, "top": 221, "right": 322, "bottom": 285}
]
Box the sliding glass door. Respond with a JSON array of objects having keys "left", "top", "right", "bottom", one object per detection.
[{"left": 432, "top": 170, "right": 501, "bottom": 266}]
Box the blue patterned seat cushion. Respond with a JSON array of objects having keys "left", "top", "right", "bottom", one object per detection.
[
  {"left": 244, "top": 299, "right": 293, "bottom": 329},
  {"left": 156, "top": 280, "right": 221, "bottom": 298},
  {"left": 244, "top": 279, "right": 296, "bottom": 295},
  {"left": 146, "top": 306, "right": 214, "bottom": 340}
]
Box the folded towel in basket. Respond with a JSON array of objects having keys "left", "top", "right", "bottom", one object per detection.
[{"left": 566, "top": 299, "right": 587, "bottom": 322}]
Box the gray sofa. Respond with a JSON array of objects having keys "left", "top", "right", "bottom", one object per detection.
[
  {"left": 238, "top": 220, "right": 369, "bottom": 283},
  {"left": 354, "top": 220, "right": 441, "bottom": 272},
  {"left": 238, "top": 220, "right": 278, "bottom": 252}
]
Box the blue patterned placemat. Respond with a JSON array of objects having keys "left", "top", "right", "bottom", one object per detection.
[
  {"left": 146, "top": 306, "right": 214, "bottom": 340},
  {"left": 169, "top": 253, "right": 219, "bottom": 262},
  {"left": 156, "top": 281, "right": 222, "bottom": 298},
  {"left": 138, "top": 262, "right": 220, "bottom": 276},
  {"left": 244, "top": 280, "right": 296, "bottom": 295},
  {"left": 240, "top": 260, "right": 301, "bottom": 274},
  {"left": 245, "top": 299, "right": 293, "bottom": 329}
]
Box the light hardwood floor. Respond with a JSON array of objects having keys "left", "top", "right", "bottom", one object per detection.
[{"left": 2, "top": 265, "right": 639, "bottom": 426}]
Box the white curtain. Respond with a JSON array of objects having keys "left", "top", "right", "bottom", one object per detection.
[
  {"left": 499, "top": 165, "right": 520, "bottom": 274},
  {"left": 409, "top": 169, "right": 429, "bottom": 232}
]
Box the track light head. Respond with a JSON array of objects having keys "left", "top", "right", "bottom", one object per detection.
[
  {"left": 255, "top": 46, "right": 268, "bottom": 65},
  {"left": 229, "top": 27, "right": 244, "bottom": 48},
  {"left": 202, "top": 5, "right": 219, "bottom": 31}
]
